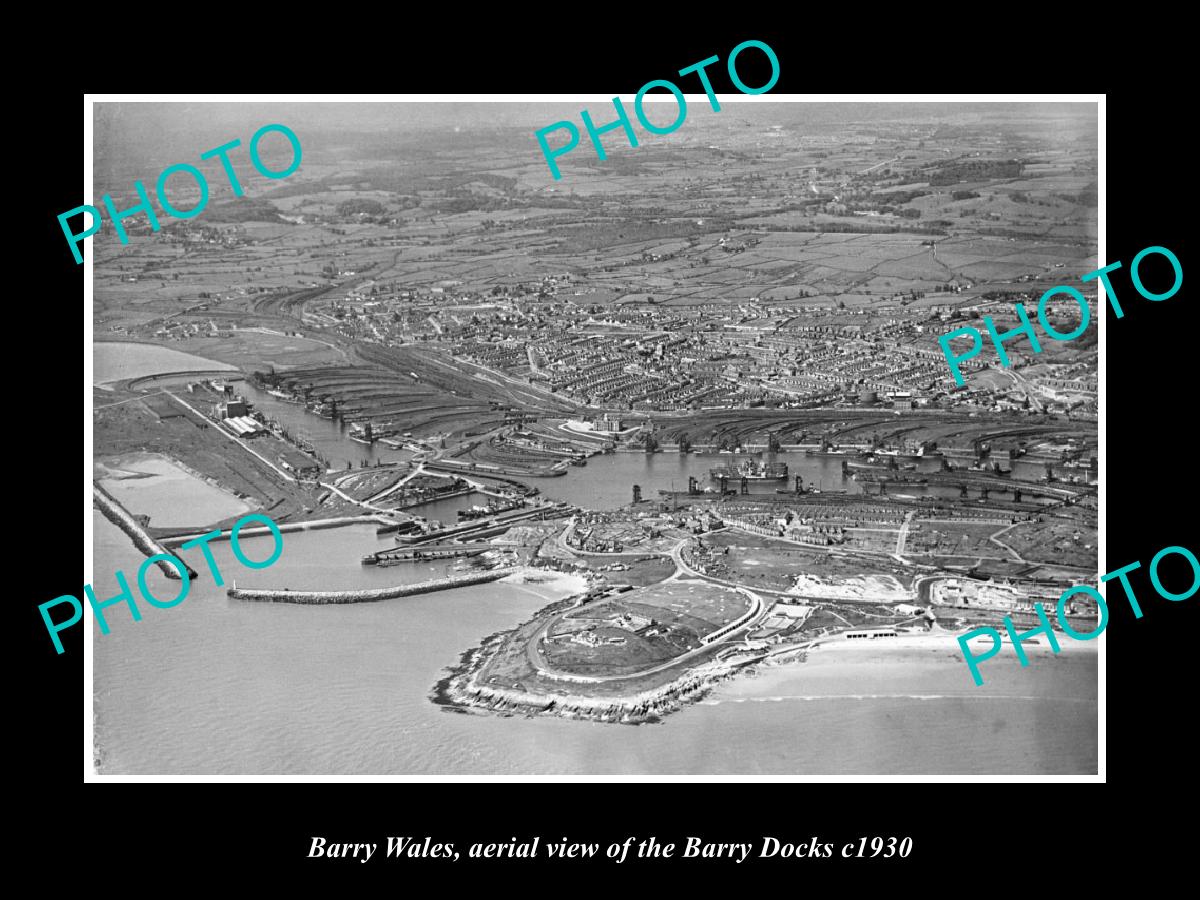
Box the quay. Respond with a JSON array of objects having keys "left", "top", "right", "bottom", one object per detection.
[
  {"left": 160, "top": 514, "right": 393, "bottom": 546},
  {"left": 397, "top": 486, "right": 474, "bottom": 509},
  {"left": 424, "top": 459, "right": 567, "bottom": 479},
  {"left": 363, "top": 543, "right": 493, "bottom": 565},
  {"left": 399, "top": 504, "right": 578, "bottom": 545},
  {"left": 375, "top": 520, "right": 423, "bottom": 536}
]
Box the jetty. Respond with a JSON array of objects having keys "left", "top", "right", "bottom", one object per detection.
[
  {"left": 227, "top": 567, "right": 517, "bottom": 604},
  {"left": 93, "top": 485, "right": 198, "bottom": 580}
]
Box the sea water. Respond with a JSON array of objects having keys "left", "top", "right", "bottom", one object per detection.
[{"left": 92, "top": 516, "right": 1096, "bottom": 776}]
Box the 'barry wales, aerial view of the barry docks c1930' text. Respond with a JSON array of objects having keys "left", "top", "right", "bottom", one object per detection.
[{"left": 90, "top": 99, "right": 1098, "bottom": 776}]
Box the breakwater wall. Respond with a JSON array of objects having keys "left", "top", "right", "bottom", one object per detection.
[
  {"left": 161, "top": 515, "right": 392, "bottom": 547},
  {"left": 227, "top": 567, "right": 518, "bottom": 604},
  {"left": 124, "top": 369, "right": 243, "bottom": 391},
  {"left": 92, "top": 485, "right": 198, "bottom": 580}
]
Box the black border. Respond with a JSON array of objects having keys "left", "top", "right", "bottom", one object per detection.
[{"left": 22, "top": 27, "right": 1195, "bottom": 883}]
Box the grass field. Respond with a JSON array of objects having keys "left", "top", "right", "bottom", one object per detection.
[
  {"left": 171, "top": 332, "right": 346, "bottom": 370},
  {"left": 700, "top": 530, "right": 915, "bottom": 589},
  {"left": 542, "top": 580, "right": 751, "bottom": 676}
]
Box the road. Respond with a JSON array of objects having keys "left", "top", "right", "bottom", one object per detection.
[
  {"left": 670, "top": 536, "right": 802, "bottom": 597},
  {"left": 989, "top": 522, "right": 1027, "bottom": 562},
  {"left": 95, "top": 390, "right": 168, "bottom": 410},
  {"left": 531, "top": 519, "right": 939, "bottom": 687},
  {"left": 394, "top": 344, "right": 580, "bottom": 414},
  {"left": 314, "top": 478, "right": 395, "bottom": 514},
  {"left": 365, "top": 463, "right": 426, "bottom": 504},
  {"left": 860, "top": 155, "right": 901, "bottom": 175},
  {"left": 895, "top": 510, "right": 915, "bottom": 559}
]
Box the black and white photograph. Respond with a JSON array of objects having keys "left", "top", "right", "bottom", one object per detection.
[{"left": 84, "top": 95, "right": 1102, "bottom": 778}]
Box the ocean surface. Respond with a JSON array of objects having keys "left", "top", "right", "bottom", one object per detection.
[
  {"left": 92, "top": 516, "right": 1097, "bottom": 776},
  {"left": 91, "top": 341, "right": 1098, "bottom": 776}
]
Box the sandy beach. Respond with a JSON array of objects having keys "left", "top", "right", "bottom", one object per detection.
[
  {"left": 498, "top": 568, "right": 590, "bottom": 603},
  {"left": 97, "top": 451, "right": 251, "bottom": 527},
  {"left": 715, "top": 630, "right": 1098, "bottom": 703}
]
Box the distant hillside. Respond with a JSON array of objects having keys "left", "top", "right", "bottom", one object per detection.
[
  {"left": 926, "top": 159, "right": 1022, "bottom": 186},
  {"left": 205, "top": 198, "right": 285, "bottom": 223},
  {"left": 337, "top": 198, "right": 386, "bottom": 216}
]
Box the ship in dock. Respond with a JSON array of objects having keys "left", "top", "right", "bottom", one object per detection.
[
  {"left": 844, "top": 458, "right": 895, "bottom": 471},
  {"left": 457, "top": 497, "right": 522, "bottom": 520},
  {"left": 853, "top": 471, "right": 929, "bottom": 484},
  {"left": 266, "top": 388, "right": 303, "bottom": 404},
  {"left": 709, "top": 458, "right": 788, "bottom": 481}
]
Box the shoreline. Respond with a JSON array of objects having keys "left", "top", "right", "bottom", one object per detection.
[
  {"left": 433, "top": 631, "right": 757, "bottom": 726},
  {"left": 431, "top": 586, "right": 766, "bottom": 724},
  {"left": 96, "top": 450, "right": 256, "bottom": 529},
  {"left": 496, "top": 569, "right": 590, "bottom": 603}
]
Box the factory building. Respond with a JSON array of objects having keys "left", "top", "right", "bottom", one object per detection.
[
  {"left": 222, "top": 415, "right": 264, "bottom": 437},
  {"left": 215, "top": 398, "right": 250, "bottom": 419}
]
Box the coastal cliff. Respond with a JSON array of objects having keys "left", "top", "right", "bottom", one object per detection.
[{"left": 435, "top": 624, "right": 762, "bottom": 725}]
